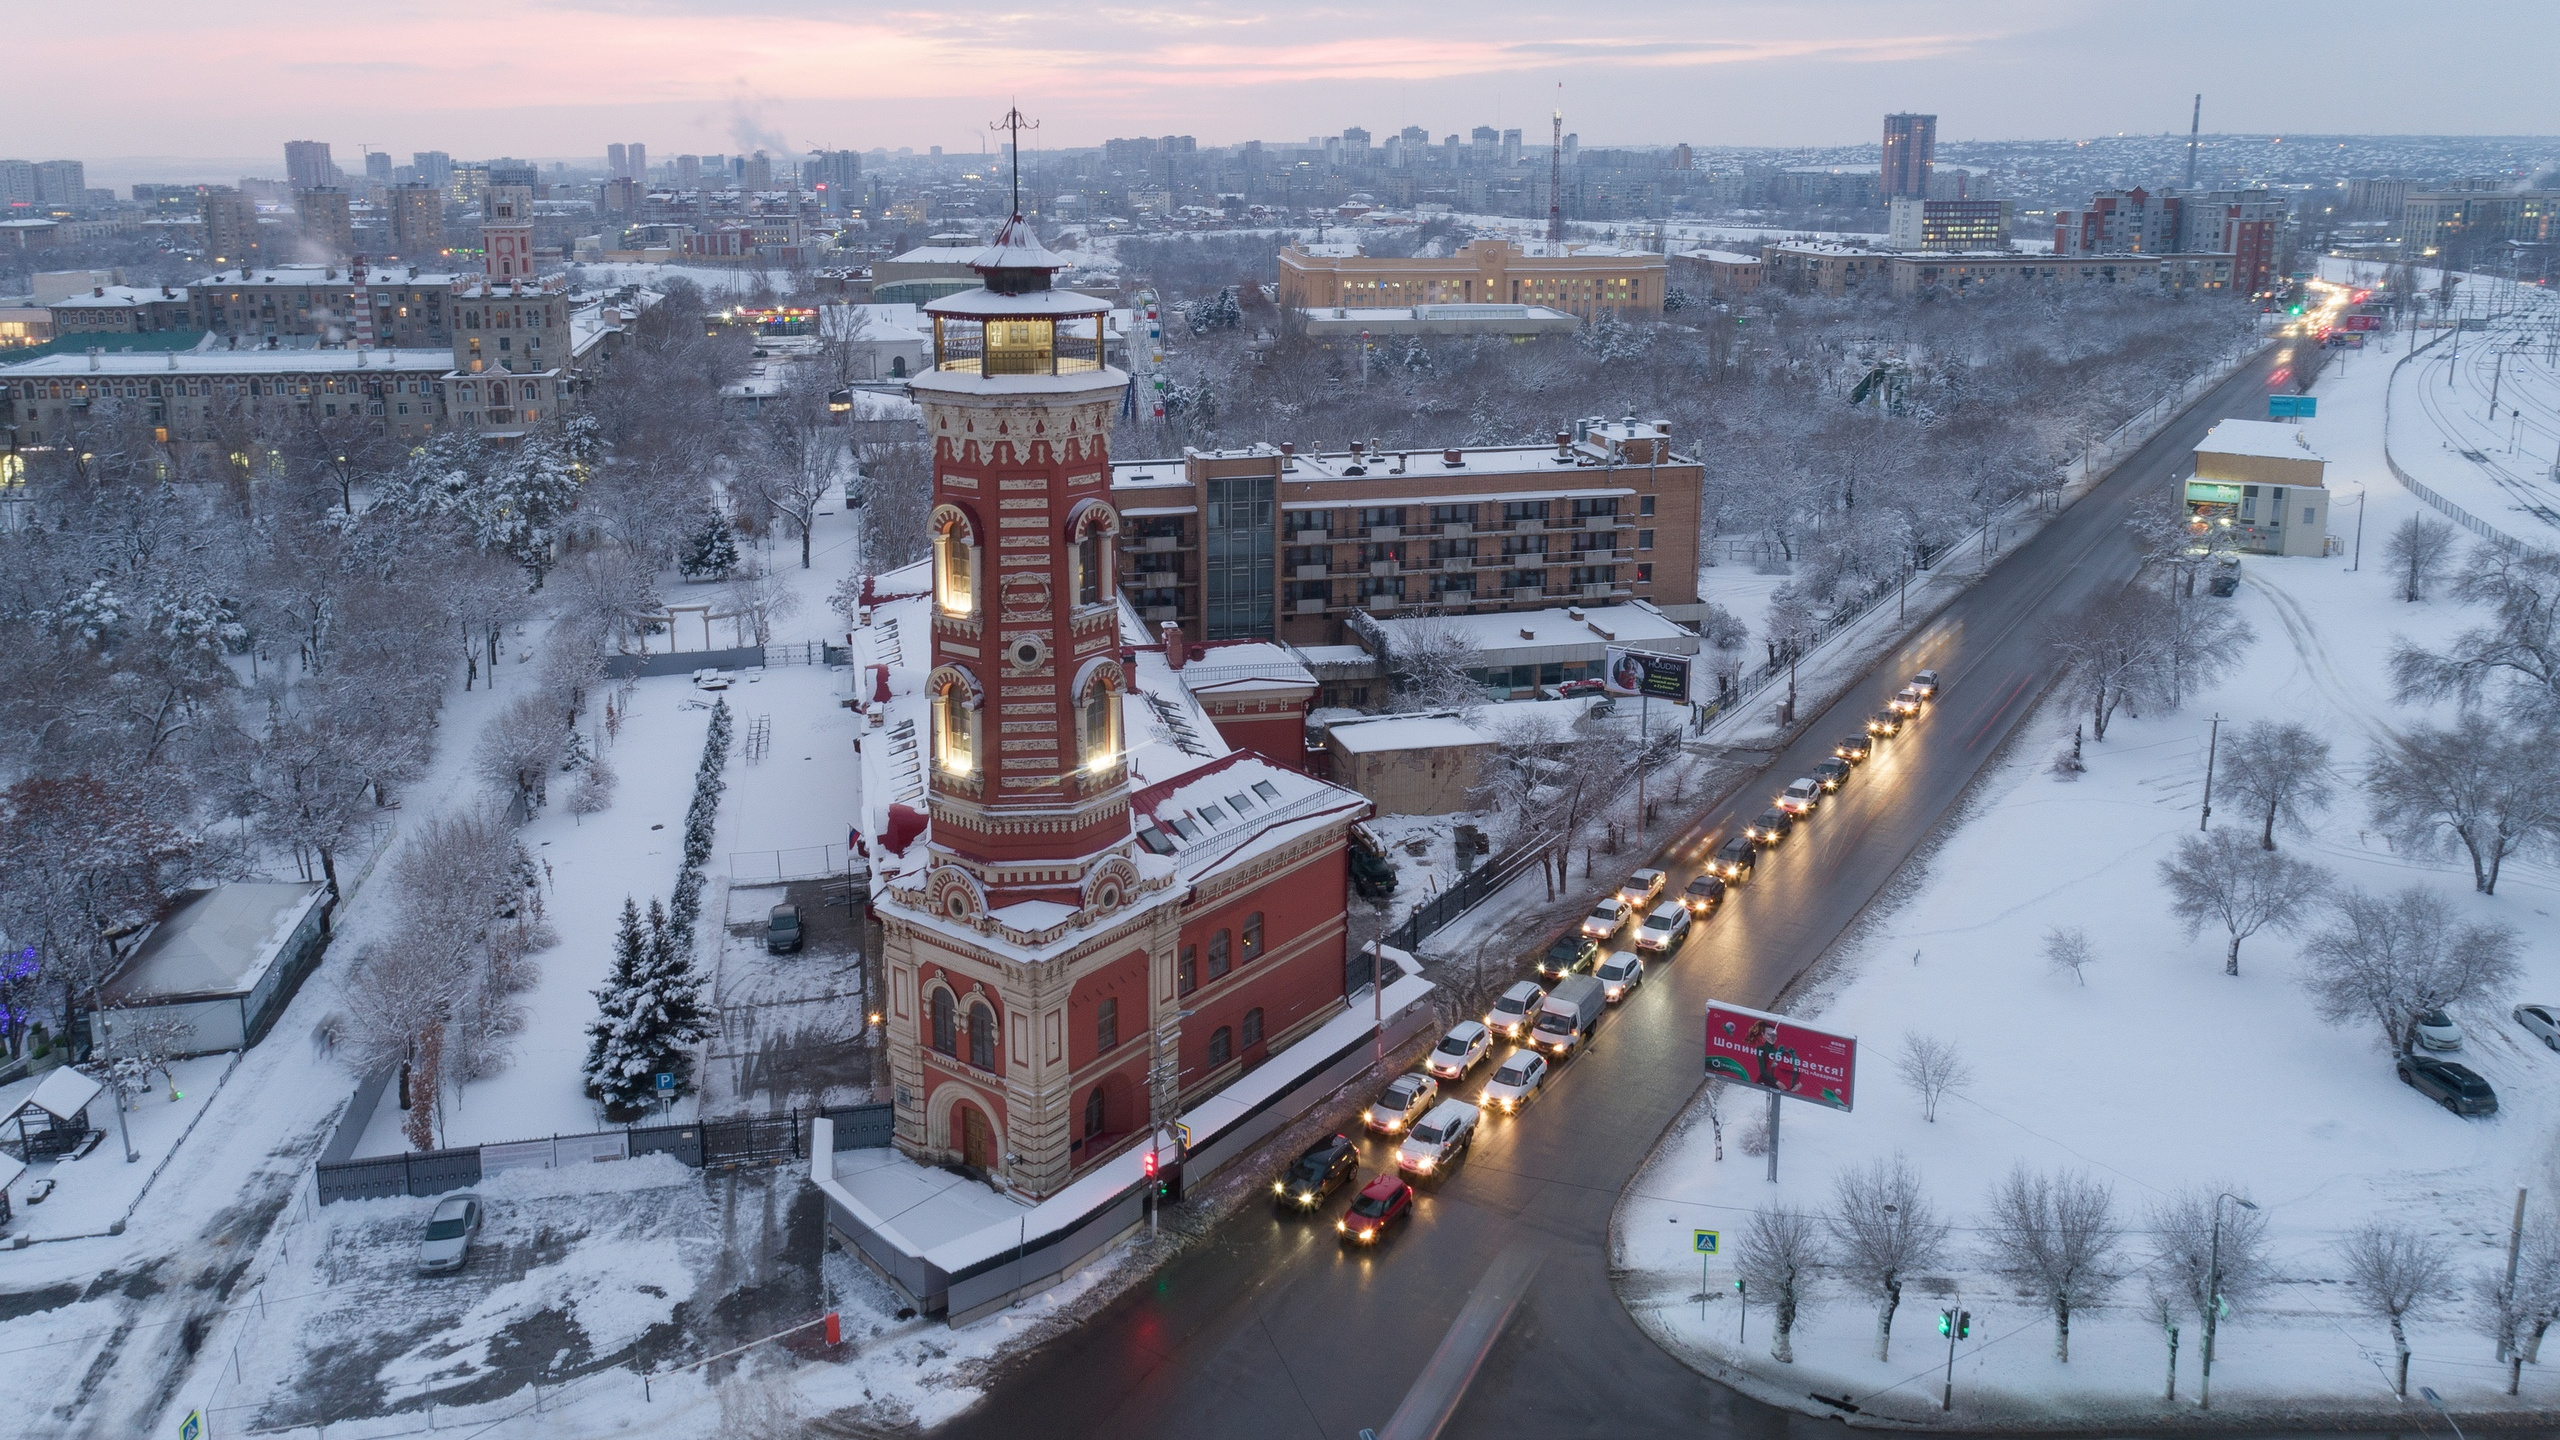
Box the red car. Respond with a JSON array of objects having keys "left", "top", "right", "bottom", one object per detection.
[
  {"left": 1555, "top": 678, "right": 1607, "bottom": 699},
  {"left": 1336, "top": 1173, "right": 1414, "bottom": 1245}
]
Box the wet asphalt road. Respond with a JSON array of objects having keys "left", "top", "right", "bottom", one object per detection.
[{"left": 933, "top": 345, "right": 2294, "bottom": 1440}]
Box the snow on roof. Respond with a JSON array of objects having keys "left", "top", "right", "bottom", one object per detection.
[
  {"left": 197, "top": 265, "right": 462, "bottom": 288},
  {"left": 49, "top": 286, "right": 189, "bottom": 308},
  {"left": 2198, "top": 418, "right": 2325, "bottom": 464},
  {"left": 969, "top": 216, "right": 1071, "bottom": 273},
  {"left": 883, "top": 245, "right": 986, "bottom": 266},
  {"left": 1325, "top": 712, "right": 1491, "bottom": 754},
  {"left": 1170, "top": 641, "right": 1316, "bottom": 696},
  {"left": 21, "top": 1066, "right": 102, "bottom": 1122},
  {"left": 0, "top": 1150, "right": 23, "bottom": 1193},
  {"left": 1362, "top": 602, "right": 1698, "bottom": 658},
  {"left": 921, "top": 286, "right": 1111, "bottom": 319},
  {"left": 0, "top": 347, "right": 450, "bottom": 377},
  {"left": 1681, "top": 250, "right": 1762, "bottom": 265},
  {"left": 102, "top": 883, "right": 325, "bottom": 1004},
  {"left": 821, "top": 302, "right": 928, "bottom": 340}
]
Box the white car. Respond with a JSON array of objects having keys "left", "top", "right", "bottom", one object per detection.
[
  {"left": 2415, "top": 1008, "right": 2464, "bottom": 1052},
  {"left": 1633, "top": 903, "right": 1691, "bottom": 955},
  {"left": 1394, "top": 1099, "right": 1480, "bottom": 1178},
  {"left": 1486, "top": 980, "right": 1548, "bottom": 1041},
  {"left": 1777, "top": 778, "right": 1823, "bottom": 815},
  {"left": 1595, "top": 950, "right": 1646, "bottom": 1003},
  {"left": 2515, "top": 1004, "right": 2560, "bottom": 1051},
  {"left": 1580, "top": 897, "right": 1632, "bottom": 941},
  {"left": 417, "top": 1192, "right": 482, "bottom": 1274},
  {"left": 1424, "top": 1020, "right": 1492, "bottom": 1080},
  {"left": 1616, "top": 869, "right": 1668, "bottom": 911},
  {"left": 1481, "top": 1051, "right": 1549, "bottom": 1114},
  {"left": 1911, "top": 669, "right": 1940, "bottom": 699},
  {"left": 1365, "top": 1071, "right": 1439, "bottom": 1134}
]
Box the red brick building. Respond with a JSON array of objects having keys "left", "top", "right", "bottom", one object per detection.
[{"left": 855, "top": 220, "right": 1367, "bottom": 1201}]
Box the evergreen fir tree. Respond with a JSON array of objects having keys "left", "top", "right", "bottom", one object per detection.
[
  {"left": 678, "top": 511, "right": 740, "bottom": 581},
  {"left": 562, "top": 726, "right": 594, "bottom": 774},
  {"left": 581, "top": 898, "right": 652, "bottom": 1117}
]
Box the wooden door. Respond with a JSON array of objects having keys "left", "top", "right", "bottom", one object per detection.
[{"left": 961, "top": 1105, "right": 995, "bottom": 1172}]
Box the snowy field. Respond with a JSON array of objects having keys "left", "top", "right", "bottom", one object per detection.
[{"left": 1618, "top": 294, "right": 2560, "bottom": 1423}]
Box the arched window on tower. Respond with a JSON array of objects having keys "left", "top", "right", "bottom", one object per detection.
[
  {"left": 967, "top": 1002, "right": 996, "bottom": 1070},
  {"left": 1068, "top": 505, "right": 1117, "bottom": 608},
  {"left": 931, "top": 669, "right": 979, "bottom": 776},
  {"left": 932, "top": 508, "right": 977, "bottom": 617},
  {"left": 1079, "top": 671, "right": 1121, "bottom": 773},
  {"left": 930, "top": 988, "right": 956, "bottom": 1056}
]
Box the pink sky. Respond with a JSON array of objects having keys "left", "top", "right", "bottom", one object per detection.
[{"left": 16, "top": 0, "right": 2550, "bottom": 177}]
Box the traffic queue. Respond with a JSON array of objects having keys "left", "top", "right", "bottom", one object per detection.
[{"left": 1275, "top": 669, "right": 1940, "bottom": 1246}]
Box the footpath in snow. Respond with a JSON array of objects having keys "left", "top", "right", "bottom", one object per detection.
[{"left": 1615, "top": 306, "right": 2560, "bottom": 1427}]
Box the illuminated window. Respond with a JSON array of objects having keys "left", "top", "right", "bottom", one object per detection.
[
  {"left": 1081, "top": 673, "right": 1120, "bottom": 772},
  {"left": 933, "top": 510, "right": 976, "bottom": 616},
  {"left": 932, "top": 671, "right": 978, "bottom": 775}
]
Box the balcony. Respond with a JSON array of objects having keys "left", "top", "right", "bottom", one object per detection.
[
  {"left": 1440, "top": 557, "right": 1473, "bottom": 573},
  {"left": 1294, "top": 597, "right": 1328, "bottom": 615},
  {"left": 1439, "top": 522, "right": 1474, "bottom": 537},
  {"left": 1138, "top": 535, "right": 1180, "bottom": 552},
  {"left": 1368, "top": 560, "right": 1398, "bottom": 577},
  {"left": 1580, "top": 583, "right": 1616, "bottom": 598},
  {"left": 1362, "top": 594, "right": 1403, "bottom": 613},
  {"left": 1143, "top": 605, "right": 1180, "bottom": 624},
  {"left": 1507, "top": 586, "right": 1546, "bottom": 601},
  {"left": 1364, "top": 525, "right": 1403, "bottom": 540},
  {"left": 1294, "top": 563, "right": 1329, "bottom": 580},
  {"left": 1293, "top": 529, "right": 1333, "bottom": 545}
]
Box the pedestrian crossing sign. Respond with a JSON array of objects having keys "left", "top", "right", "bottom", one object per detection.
[{"left": 1694, "top": 1229, "right": 1719, "bottom": 1254}]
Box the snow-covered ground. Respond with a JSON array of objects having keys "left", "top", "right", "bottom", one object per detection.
[
  {"left": 0, "top": 1052, "right": 234, "bottom": 1241},
  {"left": 1618, "top": 297, "right": 2560, "bottom": 1424}
]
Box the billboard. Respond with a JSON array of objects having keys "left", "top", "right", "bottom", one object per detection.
[
  {"left": 1604, "top": 646, "right": 1692, "bottom": 703},
  {"left": 2267, "top": 395, "right": 2317, "bottom": 419},
  {"left": 1703, "top": 1001, "right": 1857, "bottom": 1110}
]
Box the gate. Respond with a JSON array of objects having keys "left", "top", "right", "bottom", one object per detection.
[
  {"left": 701, "top": 1111, "right": 803, "bottom": 1168},
  {"left": 822, "top": 1102, "right": 894, "bottom": 1149}
]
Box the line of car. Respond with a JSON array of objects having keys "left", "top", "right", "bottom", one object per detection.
[
  {"left": 2392, "top": 1004, "right": 2560, "bottom": 1117},
  {"left": 1271, "top": 670, "right": 1940, "bottom": 1245}
]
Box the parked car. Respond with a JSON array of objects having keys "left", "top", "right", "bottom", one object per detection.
[
  {"left": 1555, "top": 678, "right": 1607, "bottom": 699},
  {"left": 1910, "top": 669, "right": 1940, "bottom": 699},
  {"left": 1681, "top": 873, "right": 1727, "bottom": 916},
  {"left": 1710, "top": 837, "right": 1757, "bottom": 884},
  {"left": 1595, "top": 950, "right": 1646, "bottom": 1003},
  {"left": 1537, "top": 933, "right": 1599, "bottom": 980},
  {"left": 1336, "top": 1173, "right": 1416, "bottom": 1244},
  {"left": 2514, "top": 1004, "right": 2560, "bottom": 1050},
  {"left": 1616, "top": 869, "right": 1669, "bottom": 911},
  {"left": 1481, "top": 1051, "right": 1550, "bottom": 1113},
  {"left": 1745, "top": 810, "right": 1794, "bottom": 847},
  {"left": 1890, "top": 685, "right": 1928, "bottom": 716},
  {"left": 2399, "top": 1054, "right": 2497, "bottom": 1116},
  {"left": 2415, "top": 1008, "right": 2465, "bottom": 1052},
  {"left": 417, "top": 1192, "right": 483, "bottom": 1274},
  {"left": 1777, "top": 778, "right": 1823, "bottom": 816},
  {"left": 1834, "top": 734, "right": 1872, "bottom": 763},
  {"left": 766, "top": 904, "right": 803, "bottom": 954},
  {"left": 690, "top": 668, "right": 731, "bottom": 691},
  {"left": 1580, "top": 897, "right": 1633, "bottom": 941},
  {"left": 1813, "top": 758, "right": 1852, "bottom": 792},
  {"left": 1487, "top": 980, "right": 1548, "bottom": 1041},
  {"left": 1394, "top": 1100, "right": 1480, "bottom": 1179},
  {"left": 1365, "top": 1072, "right": 1440, "bottom": 1134},
  {"left": 1633, "top": 903, "right": 1691, "bottom": 955},
  {"left": 1533, "top": 975, "right": 1609, "bottom": 1057},
  {"left": 1274, "top": 1134, "right": 1361, "bottom": 1211},
  {"left": 2208, "top": 559, "right": 2240, "bottom": 597},
  {"left": 1424, "top": 1020, "right": 1492, "bottom": 1080}
]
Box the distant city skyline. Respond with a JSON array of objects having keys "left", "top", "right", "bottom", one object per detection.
[{"left": 14, "top": 0, "right": 2553, "bottom": 177}]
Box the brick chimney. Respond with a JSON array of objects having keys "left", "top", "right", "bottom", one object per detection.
[{"left": 1161, "top": 622, "right": 1188, "bottom": 670}]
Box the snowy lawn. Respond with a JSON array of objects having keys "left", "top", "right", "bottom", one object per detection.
[
  {"left": 1617, "top": 307, "right": 2560, "bottom": 1423},
  {"left": 0, "top": 1052, "right": 235, "bottom": 1242}
]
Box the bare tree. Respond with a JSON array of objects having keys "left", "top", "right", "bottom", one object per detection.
[
  {"left": 2047, "top": 586, "right": 2175, "bottom": 741},
  {"left": 2147, "top": 1185, "right": 2272, "bottom": 1342},
  {"left": 2481, "top": 1220, "right": 2560, "bottom": 1393},
  {"left": 1895, "top": 1033, "right": 1972, "bottom": 1122},
  {"left": 1737, "top": 1205, "right": 1824, "bottom": 1364},
  {"left": 744, "top": 371, "right": 849, "bottom": 569},
  {"left": 474, "top": 692, "right": 570, "bottom": 812},
  {"left": 1982, "top": 1166, "right": 2122, "bottom": 1362},
  {"left": 2389, "top": 543, "right": 2560, "bottom": 718},
  {"left": 94, "top": 1007, "right": 193, "bottom": 1104},
  {"left": 2217, "top": 720, "right": 2337, "bottom": 851},
  {"left": 1382, "top": 612, "right": 1487, "bottom": 713},
  {"left": 2383, "top": 515, "right": 2457, "bottom": 603},
  {"left": 2298, "top": 885, "right": 2521, "bottom": 1054},
  {"left": 2042, "top": 925, "right": 2097, "bottom": 985},
  {"left": 2363, "top": 715, "right": 2560, "bottom": 895},
  {"left": 1698, "top": 1077, "right": 1729, "bottom": 1161},
  {"left": 2157, "top": 828, "right": 2330, "bottom": 976},
  {"left": 1827, "top": 1154, "right": 1951, "bottom": 1362},
  {"left": 2340, "top": 1223, "right": 2455, "bottom": 1399},
  {"left": 722, "top": 560, "right": 803, "bottom": 647}
]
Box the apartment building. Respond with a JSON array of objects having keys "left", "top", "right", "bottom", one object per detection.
[
  {"left": 3, "top": 348, "right": 452, "bottom": 452},
  {"left": 1669, "top": 250, "right": 1764, "bottom": 295},
  {"left": 1108, "top": 418, "right": 1702, "bottom": 647},
  {"left": 438, "top": 272, "right": 573, "bottom": 436},
  {"left": 48, "top": 285, "right": 202, "bottom": 336},
  {"left": 1885, "top": 197, "right": 2012, "bottom": 252},
  {"left": 387, "top": 184, "right": 445, "bottom": 258},
  {"left": 1885, "top": 251, "right": 2232, "bottom": 296},
  {"left": 296, "top": 188, "right": 352, "bottom": 259},
  {"left": 195, "top": 262, "right": 461, "bottom": 347},
  {"left": 1278, "top": 238, "right": 1667, "bottom": 319},
  {"left": 1881, "top": 113, "right": 1936, "bottom": 200}
]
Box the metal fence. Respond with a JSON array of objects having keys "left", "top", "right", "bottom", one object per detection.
[
  {"left": 313, "top": 1102, "right": 896, "bottom": 1204},
  {"left": 1384, "top": 838, "right": 1555, "bottom": 953},
  {"left": 728, "top": 845, "right": 845, "bottom": 884},
  {"left": 2382, "top": 329, "right": 2552, "bottom": 554}
]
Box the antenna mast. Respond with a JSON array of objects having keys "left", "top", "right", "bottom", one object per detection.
[
  {"left": 2184, "top": 94, "right": 2201, "bottom": 189},
  {"left": 990, "top": 104, "right": 1039, "bottom": 219},
  {"left": 1547, "top": 88, "right": 1565, "bottom": 243}
]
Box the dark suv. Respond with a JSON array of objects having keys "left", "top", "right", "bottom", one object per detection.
[
  {"left": 1274, "top": 1133, "right": 1361, "bottom": 1211},
  {"left": 2399, "top": 1054, "right": 2497, "bottom": 1116},
  {"left": 1711, "top": 836, "right": 1756, "bottom": 883},
  {"left": 1537, "top": 933, "right": 1599, "bottom": 981},
  {"left": 767, "top": 904, "right": 804, "bottom": 954}
]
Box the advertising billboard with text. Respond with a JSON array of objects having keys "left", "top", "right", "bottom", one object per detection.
[
  {"left": 1603, "top": 646, "right": 1692, "bottom": 703},
  {"left": 1703, "top": 1001, "right": 1857, "bottom": 1111}
]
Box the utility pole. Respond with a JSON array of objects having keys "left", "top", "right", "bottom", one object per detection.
[
  {"left": 2351, "top": 490, "right": 2366, "bottom": 570},
  {"left": 2199, "top": 1192, "right": 2257, "bottom": 1409},
  {"left": 2184, "top": 95, "right": 2202, "bottom": 190},
  {"left": 1939, "top": 1306, "right": 1970, "bottom": 1410},
  {"left": 2501, "top": 1189, "right": 2529, "bottom": 1359},
  {"left": 2199, "top": 713, "right": 2223, "bottom": 832}
]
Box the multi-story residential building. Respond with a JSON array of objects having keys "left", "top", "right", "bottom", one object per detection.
[
  {"left": 2055, "top": 186, "right": 2285, "bottom": 294},
  {"left": 1278, "top": 237, "right": 1666, "bottom": 318},
  {"left": 388, "top": 184, "right": 445, "bottom": 258},
  {"left": 2053, "top": 187, "right": 2182, "bottom": 255},
  {"left": 607, "top": 144, "right": 628, "bottom": 180},
  {"left": 1885, "top": 197, "right": 2012, "bottom": 252},
  {"left": 1884, "top": 250, "right": 2232, "bottom": 297},
  {"left": 1104, "top": 420, "right": 1703, "bottom": 647},
  {"left": 1670, "top": 249, "right": 1764, "bottom": 295},
  {"left": 3, "top": 347, "right": 453, "bottom": 453},
  {"left": 201, "top": 188, "right": 263, "bottom": 263},
  {"left": 627, "top": 143, "right": 647, "bottom": 182},
  {"left": 412, "top": 151, "right": 454, "bottom": 193},
  {"left": 805, "top": 149, "right": 862, "bottom": 210},
  {"left": 35, "top": 160, "right": 87, "bottom": 209},
  {"left": 284, "top": 141, "right": 339, "bottom": 192},
  {"left": 2400, "top": 190, "right": 2559, "bottom": 256},
  {"left": 0, "top": 160, "right": 36, "bottom": 208},
  {"left": 1881, "top": 113, "right": 1936, "bottom": 200},
  {"left": 195, "top": 262, "right": 460, "bottom": 347},
  {"left": 48, "top": 285, "right": 202, "bottom": 336},
  {"left": 1759, "top": 241, "right": 1889, "bottom": 295},
  {"left": 296, "top": 188, "right": 352, "bottom": 259}
]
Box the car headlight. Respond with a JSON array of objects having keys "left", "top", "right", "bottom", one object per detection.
[
  {"left": 1336, "top": 1218, "right": 1348, "bottom": 1232},
  {"left": 1274, "top": 1181, "right": 1286, "bottom": 1195},
  {"left": 1411, "top": 1156, "right": 1434, "bottom": 1171}
]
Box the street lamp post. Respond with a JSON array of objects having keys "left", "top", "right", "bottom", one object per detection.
[
  {"left": 2199, "top": 714, "right": 2224, "bottom": 833},
  {"left": 2198, "top": 1191, "right": 2258, "bottom": 1409}
]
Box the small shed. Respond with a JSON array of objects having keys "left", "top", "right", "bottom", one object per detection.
[
  {"left": 1324, "top": 713, "right": 1494, "bottom": 816},
  {"left": 0, "top": 1149, "right": 24, "bottom": 1223},
  {"left": 2188, "top": 419, "right": 2329, "bottom": 558},
  {"left": 98, "top": 882, "right": 329, "bottom": 1056},
  {"left": 9, "top": 1065, "right": 102, "bottom": 1159}
]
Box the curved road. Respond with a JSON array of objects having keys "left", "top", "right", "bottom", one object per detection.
[{"left": 934, "top": 345, "right": 2294, "bottom": 1440}]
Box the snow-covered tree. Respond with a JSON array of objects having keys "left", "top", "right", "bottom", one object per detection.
[
  {"left": 2383, "top": 514, "right": 2456, "bottom": 603},
  {"left": 2157, "top": 827, "right": 2329, "bottom": 975},
  {"left": 2047, "top": 586, "right": 2175, "bottom": 741},
  {"left": 2146, "top": 1184, "right": 2271, "bottom": 1334},
  {"left": 0, "top": 776, "right": 195, "bottom": 1034},
  {"left": 678, "top": 509, "right": 741, "bottom": 581},
  {"left": 1894, "top": 1034, "right": 1971, "bottom": 1122},
  {"left": 2362, "top": 714, "right": 2560, "bottom": 895},
  {"left": 2298, "top": 885, "right": 2520, "bottom": 1054},
  {"left": 1826, "top": 1154, "right": 1949, "bottom": 1362},
  {"left": 2340, "top": 1222, "right": 2454, "bottom": 1399},
  {"left": 474, "top": 693, "right": 570, "bottom": 812},
  {"left": 1736, "top": 1204, "right": 1823, "bottom": 1363},
  {"left": 1981, "top": 1166, "right": 2123, "bottom": 1362},
  {"left": 2389, "top": 542, "right": 2560, "bottom": 717},
  {"left": 583, "top": 897, "right": 712, "bottom": 1120},
  {"left": 2216, "top": 720, "right": 2335, "bottom": 851}
]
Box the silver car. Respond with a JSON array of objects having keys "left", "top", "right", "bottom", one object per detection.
[
  {"left": 417, "top": 1192, "right": 482, "bottom": 1274},
  {"left": 2516, "top": 1004, "right": 2560, "bottom": 1051}
]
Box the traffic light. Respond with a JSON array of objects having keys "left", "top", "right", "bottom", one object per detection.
[
  {"left": 1938, "top": 1308, "right": 1972, "bottom": 1339},
  {"left": 1143, "top": 1149, "right": 1158, "bottom": 1180},
  {"left": 1938, "top": 1309, "right": 1952, "bottom": 1337}
]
